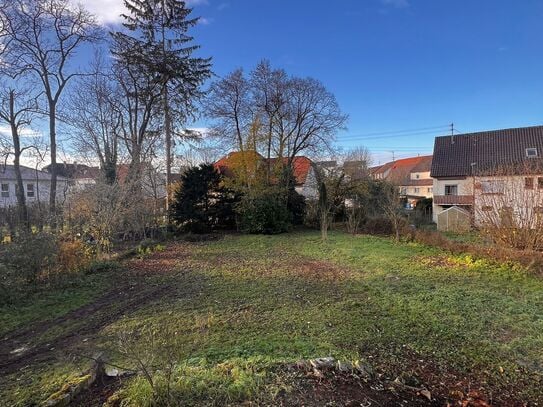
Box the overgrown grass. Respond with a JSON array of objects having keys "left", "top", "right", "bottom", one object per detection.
[
  {"left": 2, "top": 230, "right": 543, "bottom": 405},
  {"left": 0, "top": 272, "right": 113, "bottom": 336}
]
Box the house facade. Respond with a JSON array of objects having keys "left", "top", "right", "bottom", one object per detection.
[
  {"left": 0, "top": 165, "right": 69, "bottom": 208},
  {"left": 430, "top": 126, "right": 543, "bottom": 230},
  {"left": 43, "top": 162, "right": 100, "bottom": 190},
  {"left": 371, "top": 155, "right": 433, "bottom": 208}
]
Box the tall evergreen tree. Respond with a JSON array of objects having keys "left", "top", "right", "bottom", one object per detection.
[
  {"left": 170, "top": 164, "right": 237, "bottom": 233},
  {"left": 111, "top": 0, "right": 212, "bottom": 200}
]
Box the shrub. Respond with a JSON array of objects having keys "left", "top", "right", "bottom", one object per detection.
[
  {"left": 361, "top": 216, "right": 394, "bottom": 235},
  {"left": 303, "top": 200, "right": 320, "bottom": 229},
  {"left": 236, "top": 189, "right": 292, "bottom": 234},
  {"left": 0, "top": 232, "right": 58, "bottom": 284},
  {"left": 53, "top": 239, "right": 92, "bottom": 277}
]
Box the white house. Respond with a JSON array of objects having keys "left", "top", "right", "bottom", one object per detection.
[
  {"left": 0, "top": 165, "right": 69, "bottom": 208},
  {"left": 430, "top": 125, "right": 543, "bottom": 230},
  {"left": 371, "top": 155, "right": 434, "bottom": 208}
]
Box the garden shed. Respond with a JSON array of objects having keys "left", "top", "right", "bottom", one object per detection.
[{"left": 436, "top": 206, "right": 471, "bottom": 232}]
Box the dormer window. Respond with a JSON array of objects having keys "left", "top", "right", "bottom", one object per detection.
[{"left": 526, "top": 148, "right": 538, "bottom": 158}]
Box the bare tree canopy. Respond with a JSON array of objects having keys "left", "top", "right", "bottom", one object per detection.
[
  {"left": 0, "top": 0, "right": 102, "bottom": 217},
  {"left": 205, "top": 61, "right": 348, "bottom": 180},
  {"left": 68, "top": 55, "right": 120, "bottom": 184}
]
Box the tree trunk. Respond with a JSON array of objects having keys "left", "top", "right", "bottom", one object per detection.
[
  {"left": 164, "top": 84, "right": 172, "bottom": 220},
  {"left": 9, "top": 91, "right": 29, "bottom": 231},
  {"left": 48, "top": 100, "right": 57, "bottom": 223}
]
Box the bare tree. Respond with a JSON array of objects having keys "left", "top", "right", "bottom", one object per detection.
[
  {"left": 279, "top": 77, "right": 348, "bottom": 164},
  {"left": 251, "top": 60, "right": 288, "bottom": 181},
  {"left": 380, "top": 181, "right": 404, "bottom": 242},
  {"left": 0, "top": 0, "right": 102, "bottom": 218},
  {"left": 68, "top": 56, "right": 120, "bottom": 184},
  {"left": 0, "top": 83, "right": 41, "bottom": 230},
  {"left": 110, "top": 34, "right": 163, "bottom": 184}
]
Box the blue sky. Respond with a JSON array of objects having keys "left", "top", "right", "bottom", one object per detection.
[
  {"left": 47, "top": 0, "right": 543, "bottom": 164},
  {"left": 173, "top": 0, "right": 543, "bottom": 162}
]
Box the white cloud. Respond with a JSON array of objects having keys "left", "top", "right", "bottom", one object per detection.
[
  {"left": 198, "top": 17, "right": 214, "bottom": 25},
  {"left": 0, "top": 125, "right": 41, "bottom": 138},
  {"left": 74, "top": 0, "right": 210, "bottom": 25},
  {"left": 381, "top": 0, "right": 410, "bottom": 8},
  {"left": 74, "top": 0, "right": 126, "bottom": 24}
]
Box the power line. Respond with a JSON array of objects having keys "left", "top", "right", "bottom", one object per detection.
[
  {"left": 337, "top": 124, "right": 450, "bottom": 140},
  {"left": 337, "top": 130, "right": 444, "bottom": 142}
]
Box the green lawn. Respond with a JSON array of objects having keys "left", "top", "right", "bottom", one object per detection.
[{"left": 1, "top": 230, "right": 542, "bottom": 405}]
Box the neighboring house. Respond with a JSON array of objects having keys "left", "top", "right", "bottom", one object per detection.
[
  {"left": 43, "top": 162, "right": 100, "bottom": 190},
  {"left": 430, "top": 125, "right": 543, "bottom": 230},
  {"left": 214, "top": 151, "right": 319, "bottom": 199},
  {"left": 0, "top": 165, "right": 69, "bottom": 208},
  {"left": 371, "top": 155, "right": 434, "bottom": 208}
]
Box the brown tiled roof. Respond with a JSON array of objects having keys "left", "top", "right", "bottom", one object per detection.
[
  {"left": 43, "top": 163, "right": 99, "bottom": 179},
  {"left": 431, "top": 125, "right": 543, "bottom": 178}
]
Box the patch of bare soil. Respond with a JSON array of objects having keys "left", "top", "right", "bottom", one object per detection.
[
  {"left": 275, "top": 365, "right": 440, "bottom": 407},
  {"left": 0, "top": 243, "right": 189, "bottom": 377},
  {"left": 70, "top": 374, "right": 124, "bottom": 407}
]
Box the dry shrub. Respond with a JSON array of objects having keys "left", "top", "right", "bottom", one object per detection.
[
  {"left": 53, "top": 239, "right": 92, "bottom": 276},
  {"left": 413, "top": 229, "right": 543, "bottom": 275}
]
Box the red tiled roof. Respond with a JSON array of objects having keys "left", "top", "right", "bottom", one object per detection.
[
  {"left": 214, "top": 152, "right": 313, "bottom": 186},
  {"left": 267, "top": 156, "right": 312, "bottom": 186},
  {"left": 372, "top": 155, "right": 433, "bottom": 185}
]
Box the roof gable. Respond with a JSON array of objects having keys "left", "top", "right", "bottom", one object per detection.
[{"left": 372, "top": 155, "right": 432, "bottom": 185}]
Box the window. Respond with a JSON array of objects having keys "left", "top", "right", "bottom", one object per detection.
[
  {"left": 500, "top": 207, "right": 514, "bottom": 227},
  {"left": 26, "top": 184, "right": 34, "bottom": 198},
  {"left": 481, "top": 180, "right": 504, "bottom": 194},
  {"left": 525, "top": 177, "right": 534, "bottom": 189},
  {"left": 444, "top": 185, "right": 458, "bottom": 195},
  {"left": 535, "top": 207, "right": 543, "bottom": 225},
  {"left": 539, "top": 177, "right": 543, "bottom": 189},
  {"left": 414, "top": 187, "right": 420, "bottom": 194},
  {"left": 1, "top": 183, "right": 8, "bottom": 198},
  {"left": 526, "top": 148, "right": 538, "bottom": 158},
  {"left": 415, "top": 174, "right": 420, "bottom": 179},
  {"left": 428, "top": 187, "right": 433, "bottom": 193}
]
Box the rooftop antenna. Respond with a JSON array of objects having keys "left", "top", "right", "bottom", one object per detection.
[{"left": 450, "top": 123, "right": 455, "bottom": 144}]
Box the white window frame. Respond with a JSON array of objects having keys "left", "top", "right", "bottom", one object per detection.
[
  {"left": 1, "top": 183, "right": 9, "bottom": 198},
  {"left": 526, "top": 148, "right": 538, "bottom": 158},
  {"left": 481, "top": 180, "right": 505, "bottom": 194},
  {"left": 26, "top": 183, "right": 34, "bottom": 198}
]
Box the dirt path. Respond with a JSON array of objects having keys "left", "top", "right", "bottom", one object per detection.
[{"left": 0, "top": 243, "right": 189, "bottom": 377}]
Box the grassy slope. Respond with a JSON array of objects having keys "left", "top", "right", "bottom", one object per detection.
[{"left": 2, "top": 230, "right": 543, "bottom": 405}]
